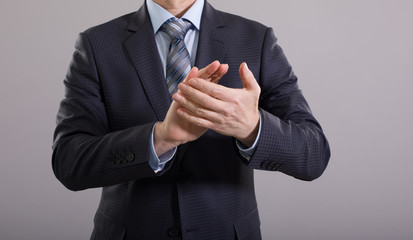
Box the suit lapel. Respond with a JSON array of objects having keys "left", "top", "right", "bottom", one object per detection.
[
  {"left": 124, "top": 4, "right": 171, "bottom": 121},
  {"left": 195, "top": 2, "right": 230, "bottom": 69}
]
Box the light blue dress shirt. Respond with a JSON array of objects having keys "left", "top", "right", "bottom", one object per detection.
[{"left": 146, "top": 0, "right": 261, "bottom": 173}]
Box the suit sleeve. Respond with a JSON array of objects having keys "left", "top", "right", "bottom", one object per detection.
[
  {"left": 247, "top": 28, "right": 331, "bottom": 181},
  {"left": 52, "top": 33, "right": 171, "bottom": 191}
]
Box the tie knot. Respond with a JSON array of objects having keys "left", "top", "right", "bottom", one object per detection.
[{"left": 161, "top": 18, "right": 192, "bottom": 40}]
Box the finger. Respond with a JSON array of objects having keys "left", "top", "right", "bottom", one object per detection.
[
  {"left": 239, "top": 62, "right": 260, "bottom": 92},
  {"left": 173, "top": 92, "right": 203, "bottom": 115},
  {"left": 197, "top": 60, "right": 220, "bottom": 79},
  {"left": 176, "top": 107, "right": 215, "bottom": 129},
  {"left": 178, "top": 82, "right": 227, "bottom": 112},
  {"left": 182, "top": 67, "right": 199, "bottom": 83},
  {"left": 186, "top": 77, "right": 234, "bottom": 102},
  {"left": 210, "top": 64, "right": 229, "bottom": 84},
  {"left": 173, "top": 92, "right": 224, "bottom": 123}
]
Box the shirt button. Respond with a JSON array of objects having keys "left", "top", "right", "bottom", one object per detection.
[
  {"left": 167, "top": 227, "right": 181, "bottom": 237},
  {"left": 126, "top": 152, "right": 135, "bottom": 162}
]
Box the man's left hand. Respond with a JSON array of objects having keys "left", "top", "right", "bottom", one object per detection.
[{"left": 173, "top": 62, "right": 261, "bottom": 147}]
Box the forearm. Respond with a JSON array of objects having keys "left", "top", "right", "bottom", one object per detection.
[
  {"left": 52, "top": 123, "right": 157, "bottom": 191},
  {"left": 153, "top": 121, "right": 183, "bottom": 156},
  {"left": 248, "top": 108, "right": 330, "bottom": 181}
]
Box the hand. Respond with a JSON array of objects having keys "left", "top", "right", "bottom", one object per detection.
[
  {"left": 154, "top": 61, "right": 229, "bottom": 156},
  {"left": 173, "top": 62, "right": 261, "bottom": 147}
]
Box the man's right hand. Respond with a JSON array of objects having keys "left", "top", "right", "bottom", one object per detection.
[{"left": 153, "top": 61, "right": 228, "bottom": 156}]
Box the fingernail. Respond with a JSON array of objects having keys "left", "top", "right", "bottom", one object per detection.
[
  {"left": 189, "top": 79, "right": 197, "bottom": 86},
  {"left": 174, "top": 93, "right": 182, "bottom": 101},
  {"left": 179, "top": 83, "right": 186, "bottom": 90},
  {"left": 244, "top": 62, "right": 249, "bottom": 70}
]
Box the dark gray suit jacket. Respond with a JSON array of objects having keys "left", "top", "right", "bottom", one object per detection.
[{"left": 52, "top": 1, "right": 330, "bottom": 239}]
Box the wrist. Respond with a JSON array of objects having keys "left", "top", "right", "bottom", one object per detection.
[
  {"left": 153, "top": 122, "right": 182, "bottom": 156},
  {"left": 237, "top": 112, "right": 260, "bottom": 147}
]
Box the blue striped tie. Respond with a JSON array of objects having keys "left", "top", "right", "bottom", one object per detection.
[{"left": 161, "top": 18, "right": 192, "bottom": 95}]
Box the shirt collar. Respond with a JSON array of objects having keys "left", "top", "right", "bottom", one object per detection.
[{"left": 146, "top": 0, "right": 204, "bottom": 34}]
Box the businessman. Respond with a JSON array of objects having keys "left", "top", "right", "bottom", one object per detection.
[{"left": 52, "top": 0, "right": 331, "bottom": 239}]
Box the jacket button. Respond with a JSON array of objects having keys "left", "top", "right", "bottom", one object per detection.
[
  {"left": 268, "top": 162, "right": 277, "bottom": 170},
  {"left": 126, "top": 152, "right": 135, "bottom": 162},
  {"left": 167, "top": 227, "right": 181, "bottom": 237},
  {"left": 271, "top": 163, "right": 280, "bottom": 170},
  {"left": 260, "top": 161, "right": 269, "bottom": 169}
]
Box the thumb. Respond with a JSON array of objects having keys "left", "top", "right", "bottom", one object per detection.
[
  {"left": 239, "top": 62, "right": 259, "bottom": 92},
  {"left": 183, "top": 67, "right": 199, "bottom": 83}
]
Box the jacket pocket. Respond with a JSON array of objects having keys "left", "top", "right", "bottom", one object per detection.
[
  {"left": 234, "top": 208, "right": 262, "bottom": 240},
  {"left": 90, "top": 210, "right": 126, "bottom": 240}
]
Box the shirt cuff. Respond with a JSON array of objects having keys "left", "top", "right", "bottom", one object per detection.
[
  {"left": 148, "top": 123, "right": 177, "bottom": 173},
  {"left": 235, "top": 112, "right": 262, "bottom": 161}
]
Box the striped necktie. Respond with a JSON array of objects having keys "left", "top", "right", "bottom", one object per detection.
[{"left": 160, "top": 18, "right": 192, "bottom": 95}]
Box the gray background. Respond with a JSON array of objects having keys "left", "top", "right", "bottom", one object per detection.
[{"left": 1, "top": 0, "right": 412, "bottom": 239}]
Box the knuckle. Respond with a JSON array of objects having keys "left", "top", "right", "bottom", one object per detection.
[
  {"left": 212, "top": 88, "right": 221, "bottom": 96},
  {"left": 187, "top": 89, "right": 194, "bottom": 97},
  {"left": 222, "top": 108, "right": 230, "bottom": 117},
  {"left": 229, "top": 109, "right": 237, "bottom": 118},
  {"left": 223, "top": 107, "right": 235, "bottom": 118},
  {"left": 195, "top": 107, "right": 203, "bottom": 116},
  {"left": 184, "top": 86, "right": 195, "bottom": 97},
  {"left": 215, "top": 115, "right": 225, "bottom": 125},
  {"left": 232, "top": 95, "right": 242, "bottom": 105},
  {"left": 181, "top": 111, "right": 189, "bottom": 120},
  {"left": 196, "top": 118, "right": 204, "bottom": 126},
  {"left": 201, "top": 97, "right": 211, "bottom": 107}
]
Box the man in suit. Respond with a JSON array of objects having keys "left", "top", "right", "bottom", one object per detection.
[{"left": 52, "top": 0, "right": 330, "bottom": 239}]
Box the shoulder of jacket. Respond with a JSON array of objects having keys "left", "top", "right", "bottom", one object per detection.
[
  {"left": 82, "top": 11, "right": 136, "bottom": 37},
  {"left": 215, "top": 9, "right": 269, "bottom": 32}
]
